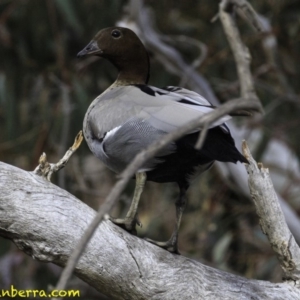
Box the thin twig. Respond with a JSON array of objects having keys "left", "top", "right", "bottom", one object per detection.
[
  {"left": 195, "top": 123, "right": 208, "bottom": 150},
  {"left": 34, "top": 131, "right": 83, "bottom": 181}
]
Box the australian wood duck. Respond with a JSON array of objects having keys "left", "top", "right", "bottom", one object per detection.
[{"left": 77, "top": 27, "right": 248, "bottom": 253}]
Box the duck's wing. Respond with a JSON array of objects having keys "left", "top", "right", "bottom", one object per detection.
[
  {"left": 87, "top": 84, "right": 231, "bottom": 139},
  {"left": 125, "top": 84, "right": 231, "bottom": 133}
]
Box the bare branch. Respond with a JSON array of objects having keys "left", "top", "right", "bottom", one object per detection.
[
  {"left": 1, "top": 162, "right": 300, "bottom": 299},
  {"left": 33, "top": 131, "right": 83, "bottom": 181},
  {"left": 195, "top": 122, "right": 208, "bottom": 150},
  {"left": 243, "top": 141, "right": 300, "bottom": 283}
]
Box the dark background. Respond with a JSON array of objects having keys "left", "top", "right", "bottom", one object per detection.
[{"left": 1, "top": 0, "right": 300, "bottom": 298}]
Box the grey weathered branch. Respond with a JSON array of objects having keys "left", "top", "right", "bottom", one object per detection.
[
  {"left": 33, "top": 131, "right": 83, "bottom": 181},
  {"left": 243, "top": 142, "right": 300, "bottom": 283},
  {"left": 1, "top": 162, "right": 300, "bottom": 299}
]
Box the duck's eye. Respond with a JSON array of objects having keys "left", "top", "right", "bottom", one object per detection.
[{"left": 111, "top": 30, "right": 121, "bottom": 38}]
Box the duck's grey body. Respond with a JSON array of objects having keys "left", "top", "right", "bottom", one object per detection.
[{"left": 83, "top": 84, "right": 237, "bottom": 186}]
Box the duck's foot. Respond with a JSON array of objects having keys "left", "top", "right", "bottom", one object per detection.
[
  {"left": 107, "top": 214, "right": 142, "bottom": 235},
  {"left": 145, "top": 237, "right": 180, "bottom": 255}
]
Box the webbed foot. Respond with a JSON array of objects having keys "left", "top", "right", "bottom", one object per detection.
[
  {"left": 107, "top": 214, "right": 142, "bottom": 235},
  {"left": 145, "top": 237, "right": 180, "bottom": 254}
]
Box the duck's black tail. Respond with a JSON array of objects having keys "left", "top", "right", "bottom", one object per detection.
[{"left": 184, "top": 126, "right": 248, "bottom": 164}]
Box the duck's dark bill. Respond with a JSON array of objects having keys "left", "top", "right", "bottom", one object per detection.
[{"left": 77, "top": 40, "right": 102, "bottom": 58}]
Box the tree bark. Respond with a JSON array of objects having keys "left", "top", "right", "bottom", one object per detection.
[{"left": 0, "top": 162, "right": 299, "bottom": 300}]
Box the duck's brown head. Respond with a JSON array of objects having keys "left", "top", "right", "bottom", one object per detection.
[{"left": 77, "top": 27, "right": 150, "bottom": 85}]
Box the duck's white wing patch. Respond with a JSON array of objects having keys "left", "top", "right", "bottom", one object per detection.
[{"left": 104, "top": 125, "right": 121, "bottom": 141}]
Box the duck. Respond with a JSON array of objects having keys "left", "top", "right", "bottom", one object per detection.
[{"left": 77, "top": 27, "right": 248, "bottom": 254}]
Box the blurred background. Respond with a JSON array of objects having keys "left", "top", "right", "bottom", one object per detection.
[{"left": 1, "top": 0, "right": 300, "bottom": 298}]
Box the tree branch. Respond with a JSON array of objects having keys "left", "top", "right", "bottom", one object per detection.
[
  {"left": 33, "top": 131, "right": 83, "bottom": 181},
  {"left": 0, "top": 162, "right": 299, "bottom": 299},
  {"left": 243, "top": 142, "right": 300, "bottom": 283}
]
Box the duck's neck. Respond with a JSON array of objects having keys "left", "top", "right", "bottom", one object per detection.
[
  {"left": 112, "top": 52, "right": 150, "bottom": 86},
  {"left": 114, "top": 70, "right": 148, "bottom": 86}
]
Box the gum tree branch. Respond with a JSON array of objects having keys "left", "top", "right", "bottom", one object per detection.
[
  {"left": 33, "top": 131, "right": 83, "bottom": 181},
  {"left": 0, "top": 161, "right": 300, "bottom": 299},
  {"left": 243, "top": 142, "right": 300, "bottom": 283}
]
